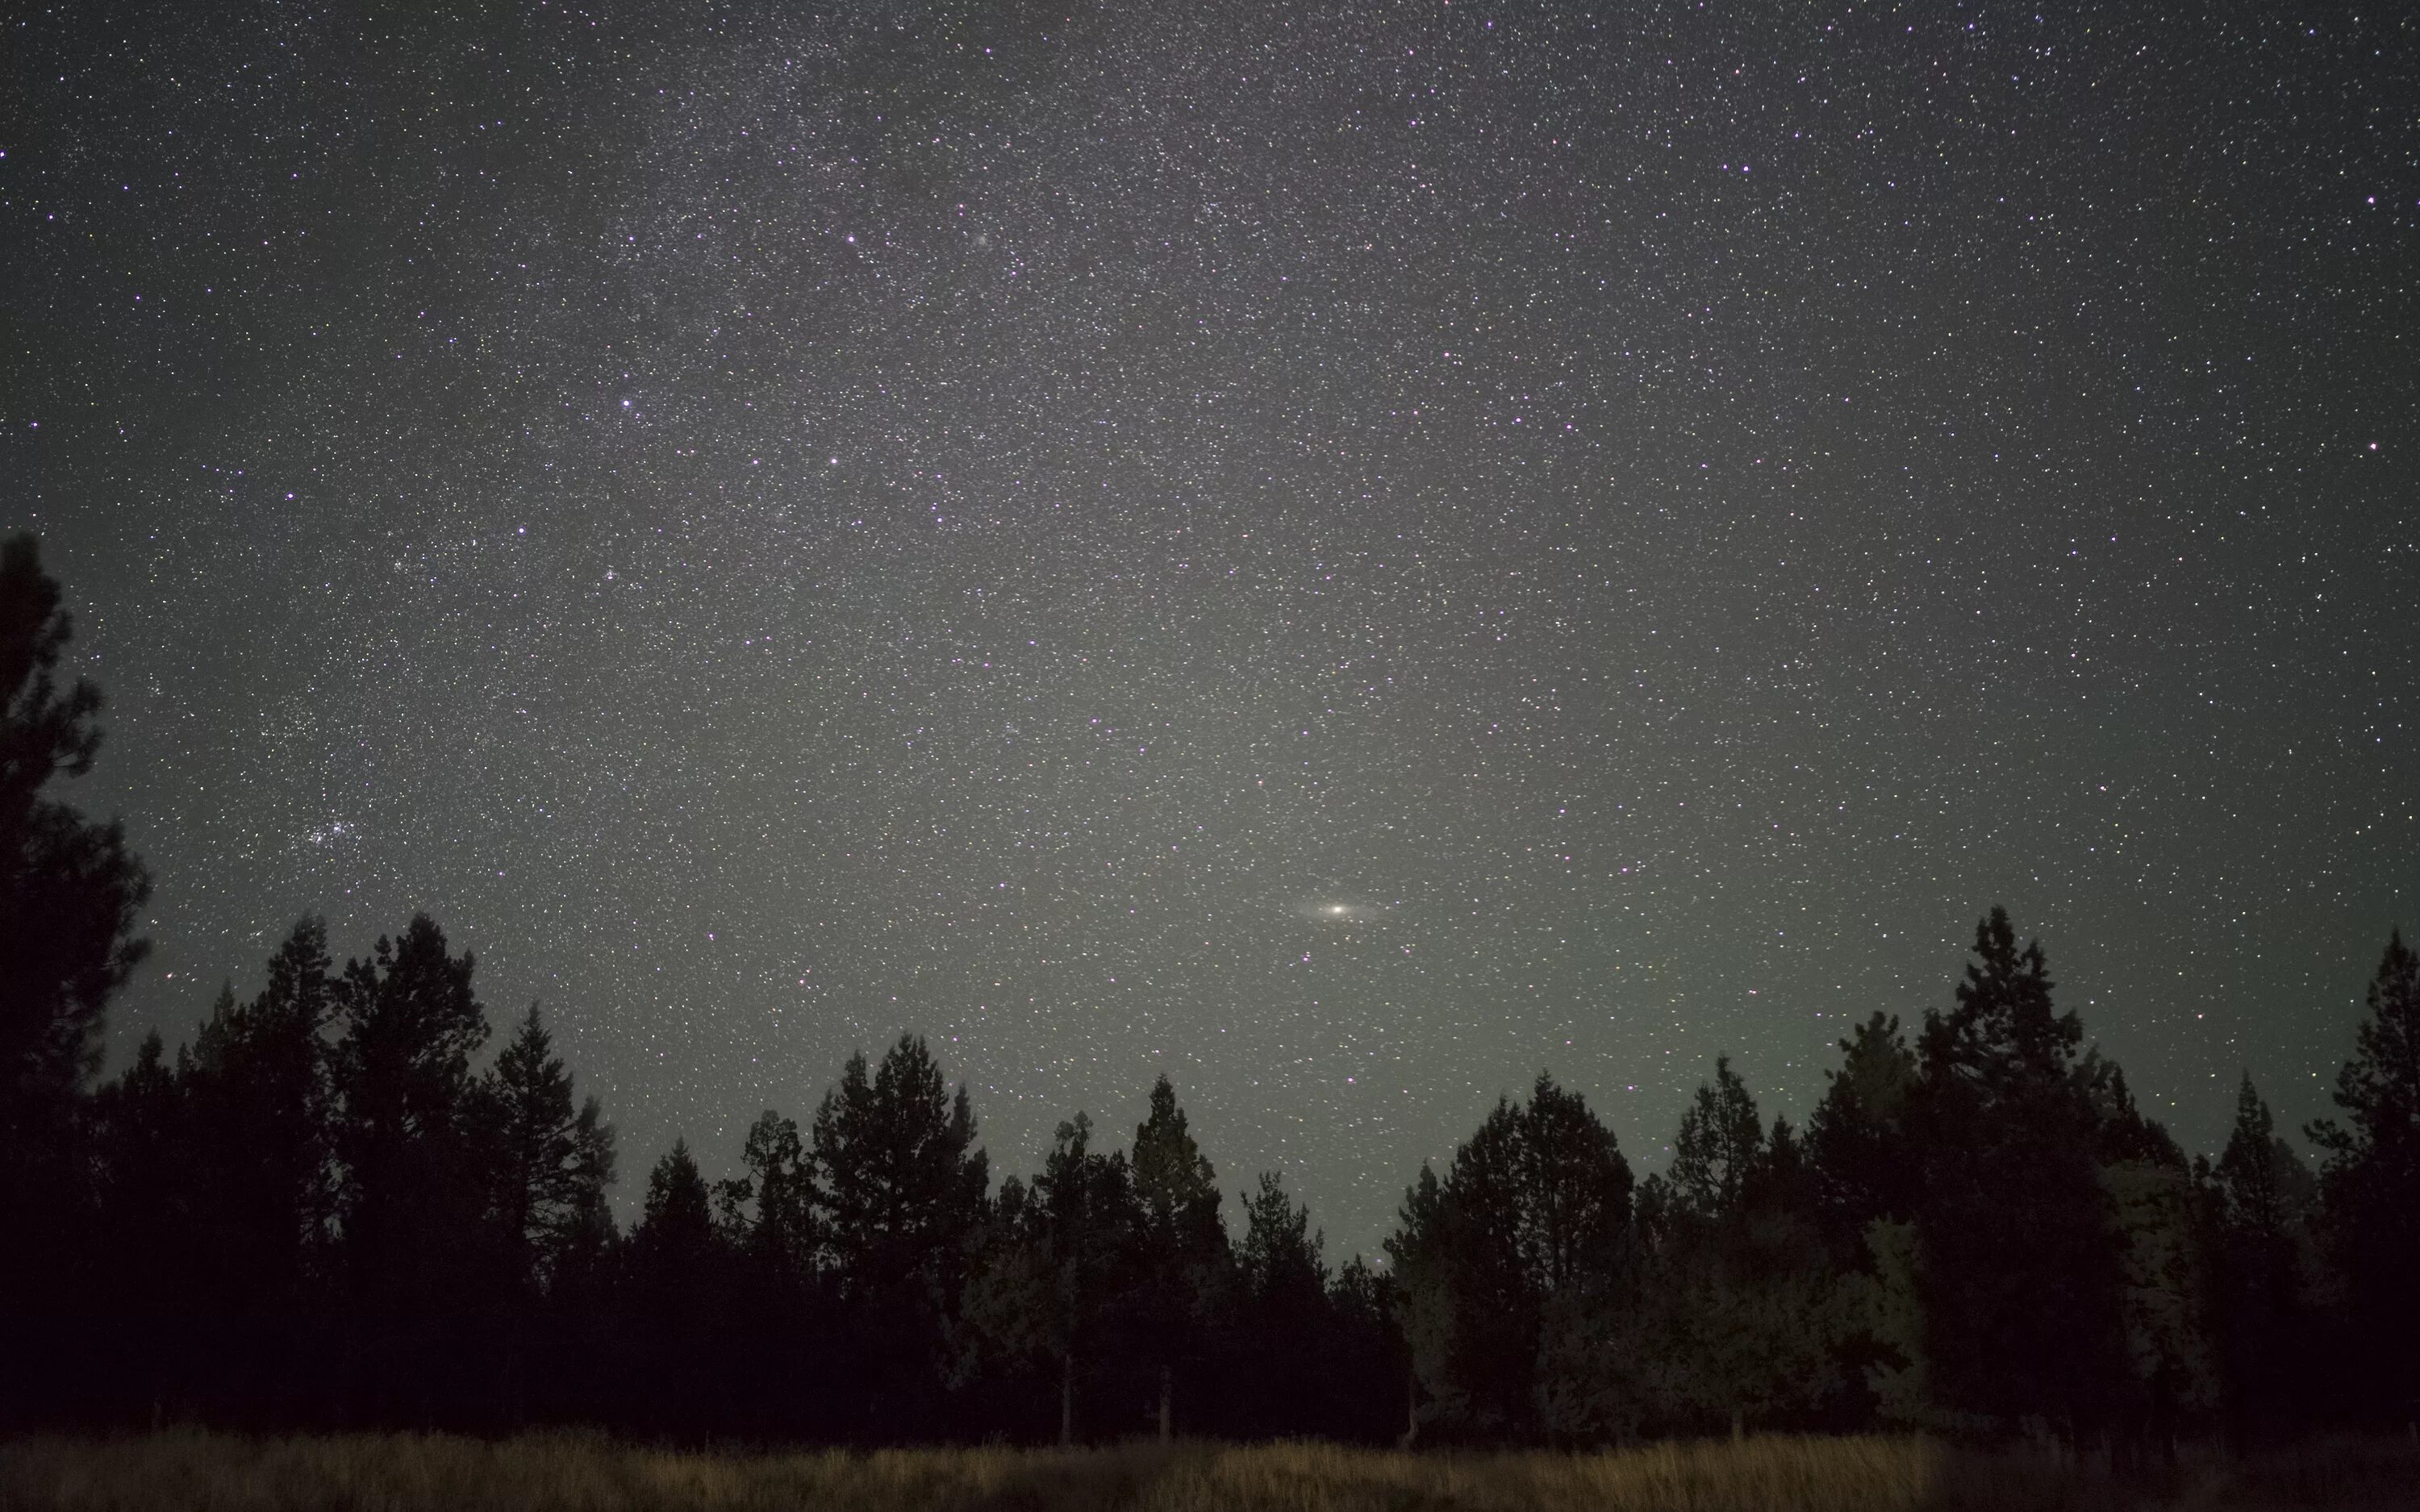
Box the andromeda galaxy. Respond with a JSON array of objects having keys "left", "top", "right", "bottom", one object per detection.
[{"left": 1291, "top": 897, "right": 1393, "bottom": 925}]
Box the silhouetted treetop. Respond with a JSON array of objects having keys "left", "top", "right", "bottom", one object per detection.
[
  {"left": 0, "top": 532, "right": 151, "bottom": 1143},
  {"left": 1671, "top": 1056, "right": 1765, "bottom": 1220}
]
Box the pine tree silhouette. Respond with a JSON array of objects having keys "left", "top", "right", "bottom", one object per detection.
[
  {"left": 1129, "top": 1075, "right": 1227, "bottom": 1439},
  {"left": 88, "top": 1030, "right": 194, "bottom": 1426},
  {"left": 1670, "top": 1056, "right": 1765, "bottom": 1219},
  {"left": 0, "top": 535, "right": 152, "bottom": 1422},
  {"left": 1387, "top": 1073, "right": 1630, "bottom": 1441},
  {"left": 624, "top": 1139, "right": 725, "bottom": 1434},
  {"left": 2210, "top": 1073, "right": 2318, "bottom": 1444},
  {"left": 1805, "top": 1012, "right": 1920, "bottom": 1248},
  {"left": 328, "top": 915, "right": 490, "bottom": 1423},
  {"left": 1233, "top": 1170, "right": 1329, "bottom": 1435},
  {"left": 182, "top": 919, "right": 338, "bottom": 1422},
  {"left": 2308, "top": 930, "right": 2420, "bottom": 1428},
  {"left": 1911, "top": 907, "right": 2129, "bottom": 1439},
  {"left": 475, "top": 1004, "right": 615, "bottom": 1424},
  {"left": 811, "top": 1034, "right": 988, "bottom": 1437}
]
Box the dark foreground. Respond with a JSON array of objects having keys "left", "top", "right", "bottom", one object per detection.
[{"left": 0, "top": 1432, "right": 2414, "bottom": 1512}]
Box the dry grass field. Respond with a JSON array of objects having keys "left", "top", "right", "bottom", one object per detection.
[{"left": 0, "top": 1431, "right": 2412, "bottom": 1512}]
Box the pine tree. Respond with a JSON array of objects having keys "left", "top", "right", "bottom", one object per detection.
[
  {"left": 331, "top": 918, "right": 490, "bottom": 1263},
  {"left": 0, "top": 534, "right": 151, "bottom": 1414},
  {"left": 811, "top": 1034, "right": 989, "bottom": 1434},
  {"left": 180, "top": 919, "right": 338, "bottom": 1422},
  {"left": 1233, "top": 1171, "right": 1329, "bottom": 1435},
  {"left": 0, "top": 534, "right": 152, "bottom": 1148},
  {"left": 2210, "top": 1074, "right": 2318, "bottom": 1443},
  {"left": 328, "top": 914, "right": 492, "bottom": 1422},
  {"left": 1911, "top": 907, "right": 2129, "bottom": 1438},
  {"left": 1385, "top": 1164, "right": 1456, "bottom": 1443},
  {"left": 631, "top": 1140, "right": 707, "bottom": 1252},
  {"left": 628, "top": 1141, "right": 718, "bottom": 1293},
  {"left": 812, "top": 1035, "right": 988, "bottom": 1300},
  {"left": 1386, "top": 1073, "right": 1631, "bottom": 1440},
  {"left": 1324, "top": 1254, "right": 1410, "bottom": 1444},
  {"left": 1513, "top": 1074, "right": 1633, "bottom": 1296},
  {"left": 705, "top": 1107, "right": 820, "bottom": 1437},
  {"left": 474, "top": 1004, "right": 615, "bottom": 1424},
  {"left": 87, "top": 1030, "right": 195, "bottom": 1424},
  {"left": 1670, "top": 1056, "right": 1765, "bottom": 1219},
  {"left": 479, "top": 1004, "right": 615, "bottom": 1293},
  {"left": 1128, "top": 1075, "right": 1226, "bottom": 1439},
  {"left": 2219, "top": 1074, "right": 2312, "bottom": 1244},
  {"left": 1805, "top": 1012, "right": 1920, "bottom": 1247},
  {"left": 716, "top": 1109, "right": 816, "bottom": 1276},
  {"left": 1578, "top": 1063, "right": 1844, "bottom": 1441},
  {"left": 2307, "top": 929, "right": 2420, "bottom": 1425},
  {"left": 957, "top": 1173, "right": 1058, "bottom": 1429},
  {"left": 624, "top": 1139, "right": 725, "bottom": 1434},
  {"left": 1403, "top": 1093, "right": 1538, "bottom": 1436},
  {"left": 1131, "top": 1075, "right": 1222, "bottom": 1251},
  {"left": 1024, "top": 1112, "right": 1140, "bottom": 1443},
  {"left": 2085, "top": 1052, "right": 2213, "bottom": 1460}
]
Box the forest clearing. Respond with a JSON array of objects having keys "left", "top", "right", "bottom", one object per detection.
[{"left": 2, "top": 1431, "right": 2414, "bottom": 1512}]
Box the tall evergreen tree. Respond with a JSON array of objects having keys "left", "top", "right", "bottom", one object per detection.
[
  {"left": 1513, "top": 1075, "right": 1634, "bottom": 1296},
  {"left": 0, "top": 534, "right": 151, "bottom": 1421},
  {"left": 1911, "top": 907, "right": 2129, "bottom": 1437},
  {"left": 1232, "top": 1171, "right": 1329, "bottom": 1435},
  {"left": 2307, "top": 929, "right": 2420, "bottom": 1425},
  {"left": 812, "top": 1034, "right": 989, "bottom": 1435},
  {"left": 328, "top": 914, "right": 492, "bottom": 1422},
  {"left": 1669, "top": 1056, "right": 1764, "bottom": 1218},
  {"left": 1018, "top": 1112, "right": 1140, "bottom": 1443},
  {"left": 474, "top": 1004, "right": 615, "bottom": 1424},
  {"left": 1324, "top": 1253, "right": 1411, "bottom": 1444},
  {"left": 86, "top": 1030, "right": 195, "bottom": 1424},
  {"left": 479, "top": 1005, "right": 615, "bottom": 1295},
  {"left": 2084, "top": 1052, "right": 2214, "bottom": 1458},
  {"left": 0, "top": 535, "right": 152, "bottom": 1152},
  {"left": 2220, "top": 1074, "right": 2313, "bottom": 1244},
  {"left": 1387, "top": 1163, "right": 1456, "bottom": 1441},
  {"left": 623, "top": 1139, "right": 726, "bottom": 1435},
  {"left": 814, "top": 1036, "right": 988, "bottom": 1298},
  {"left": 708, "top": 1108, "right": 824, "bottom": 1437},
  {"left": 179, "top": 919, "right": 338, "bottom": 1422},
  {"left": 1556, "top": 1064, "right": 1844, "bottom": 1442},
  {"left": 1127, "top": 1075, "right": 1227, "bottom": 1438},
  {"left": 631, "top": 1140, "right": 717, "bottom": 1268},
  {"left": 1805, "top": 1012, "right": 1920, "bottom": 1248},
  {"left": 1387, "top": 1073, "right": 1630, "bottom": 1441},
  {"left": 2209, "top": 1074, "right": 2318, "bottom": 1444},
  {"left": 716, "top": 1109, "right": 817, "bottom": 1274},
  {"left": 1392, "top": 1095, "right": 1540, "bottom": 1437}
]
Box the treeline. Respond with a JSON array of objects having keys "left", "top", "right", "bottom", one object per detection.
[
  {"left": 4, "top": 533, "right": 2418, "bottom": 1449},
  {"left": 8, "top": 906, "right": 1402, "bottom": 1442},
  {"left": 1392, "top": 917, "right": 2418, "bottom": 1453}
]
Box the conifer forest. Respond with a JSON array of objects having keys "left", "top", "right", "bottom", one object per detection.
[
  {"left": 4, "top": 531, "right": 2417, "bottom": 1479},
  {"left": 10, "top": 0, "right": 2418, "bottom": 1503}
]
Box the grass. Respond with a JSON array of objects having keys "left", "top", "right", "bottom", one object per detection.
[{"left": 0, "top": 1431, "right": 2412, "bottom": 1511}]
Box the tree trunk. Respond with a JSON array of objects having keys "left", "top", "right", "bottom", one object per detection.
[
  {"left": 1730, "top": 1407, "right": 1744, "bottom": 1443},
  {"left": 1059, "top": 1349, "right": 1075, "bottom": 1447},
  {"left": 1158, "top": 1364, "right": 1172, "bottom": 1443},
  {"left": 1399, "top": 1365, "right": 1420, "bottom": 1449}
]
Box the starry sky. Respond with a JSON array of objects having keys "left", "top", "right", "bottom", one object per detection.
[{"left": 6, "top": 1, "right": 2414, "bottom": 1259}]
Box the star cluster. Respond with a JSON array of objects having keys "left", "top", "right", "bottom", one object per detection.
[{"left": 6, "top": 2, "right": 2414, "bottom": 1256}]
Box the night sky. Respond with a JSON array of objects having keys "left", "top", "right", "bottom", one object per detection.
[{"left": 6, "top": 2, "right": 2414, "bottom": 1259}]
